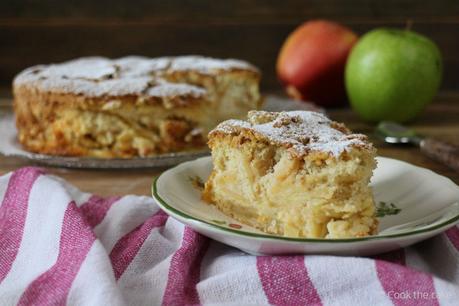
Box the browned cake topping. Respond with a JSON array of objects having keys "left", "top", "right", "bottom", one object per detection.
[
  {"left": 13, "top": 56, "right": 258, "bottom": 99},
  {"left": 212, "top": 110, "right": 372, "bottom": 157}
]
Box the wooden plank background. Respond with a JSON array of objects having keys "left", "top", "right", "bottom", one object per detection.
[{"left": 0, "top": 0, "right": 458, "bottom": 92}]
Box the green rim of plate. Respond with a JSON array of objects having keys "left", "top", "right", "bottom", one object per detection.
[{"left": 152, "top": 174, "right": 459, "bottom": 243}]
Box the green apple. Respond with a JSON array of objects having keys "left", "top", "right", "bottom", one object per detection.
[{"left": 345, "top": 28, "right": 442, "bottom": 122}]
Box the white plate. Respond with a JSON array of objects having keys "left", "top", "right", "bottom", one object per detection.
[{"left": 152, "top": 156, "right": 459, "bottom": 256}]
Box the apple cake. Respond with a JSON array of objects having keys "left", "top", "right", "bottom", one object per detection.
[
  {"left": 13, "top": 56, "right": 261, "bottom": 158},
  {"left": 202, "top": 110, "right": 378, "bottom": 239}
]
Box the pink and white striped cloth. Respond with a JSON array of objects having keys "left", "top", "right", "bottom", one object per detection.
[{"left": 1, "top": 167, "right": 459, "bottom": 306}]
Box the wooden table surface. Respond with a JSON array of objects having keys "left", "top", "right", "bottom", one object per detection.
[{"left": 1, "top": 93, "right": 458, "bottom": 196}]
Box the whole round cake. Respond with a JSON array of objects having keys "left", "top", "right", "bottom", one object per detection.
[{"left": 13, "top": 56, "right": 261, "bottom": 158}]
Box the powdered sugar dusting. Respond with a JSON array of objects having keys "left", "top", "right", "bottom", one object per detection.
[
  {"left": 13, "top": 56, "right": 257, "bottom": 98},
  {"left": 213, "top": 110, "right": 371, "bottom": 157},
  {"left": 40, "top": 57, "right": 116, "bottom": 80},
  {"left": 170, "top": 56, "right": 258, "bottom": 73},
  {"left": 114, "top": 56, "right": 171, "bottom": 77},
  {"left": 30, "top": 77, "right": 151, "bottom": 96},
  {"left": 147, "top": 81, "right": 206, "bottom": 98}
]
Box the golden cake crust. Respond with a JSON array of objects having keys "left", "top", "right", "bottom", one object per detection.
[
  {"left": 209, "top": 110, "right": 374, "bottom": 158},
  {"left": 13, "top": 56, "right": 261, "bottom": 158}
]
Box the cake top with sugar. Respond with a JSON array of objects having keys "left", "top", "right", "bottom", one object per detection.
[
  {"left": 13, "top": 56, "right": 258, "bottom": 99},
  {"left": 211, "top": 110, "right": 373, "bottom": 157}
]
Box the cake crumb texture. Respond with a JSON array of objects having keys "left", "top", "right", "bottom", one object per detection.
[{"left": 203, "top": 110, "right": 378, "bottom": 239}]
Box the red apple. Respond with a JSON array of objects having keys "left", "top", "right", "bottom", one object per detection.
[{"left": 277, "top": 20, "right": 358, "bottom": 107}]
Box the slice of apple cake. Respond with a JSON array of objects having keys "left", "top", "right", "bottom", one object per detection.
[{"left": 202, "top": 110, "right": 378, "bottom": 239}]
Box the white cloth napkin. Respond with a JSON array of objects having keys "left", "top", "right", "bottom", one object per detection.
[{"left": 1, "top": 167, "right": 459, "bottom": 306}]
